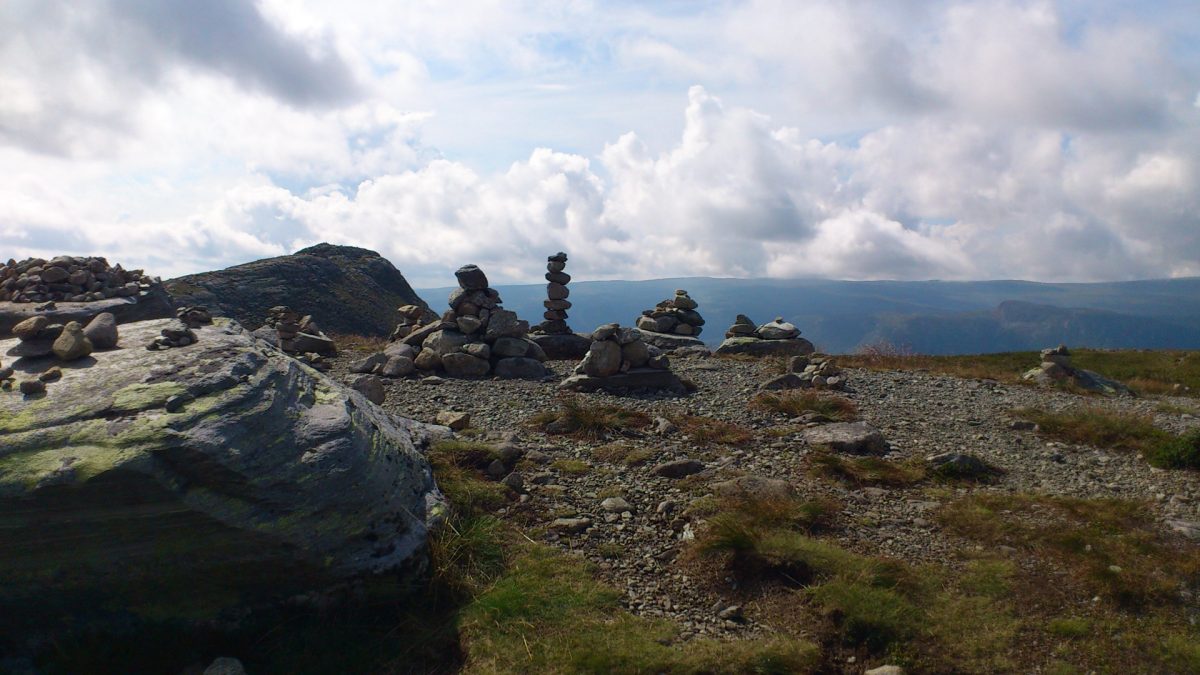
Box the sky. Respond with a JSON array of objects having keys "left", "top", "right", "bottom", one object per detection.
[{"left": 1, "top": 0, "right": 1198, "bottom": 287}]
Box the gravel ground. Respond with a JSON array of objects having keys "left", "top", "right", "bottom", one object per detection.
[{"left": 331, "top": 351, "right": 1200, "bottom": 639}]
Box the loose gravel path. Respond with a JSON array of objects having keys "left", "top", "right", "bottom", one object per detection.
[{"left": 332, "top": 352, "right": 1200, "bottom": 639}]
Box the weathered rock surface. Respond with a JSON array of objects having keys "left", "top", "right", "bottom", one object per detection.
[
  {"left": 0, "top": 291, "right": 174, "bottom": 340},
  {"left": 634, "top": 329, "right": 707, "bottom": 351},
  {"left": 529, "top": 332, "right": 591, "bottom": 360},
  {"left": 804, "top": 421, "right": 888, "bottom": 454},
  {"left": 715, "top": 335, "right": 816, "bottom": 357},
  {"left": 0, "top": 318, "right": 443, "bottom": 641},
  {"left": 165, "top": 243, "right": 427, "bottom": 337}
]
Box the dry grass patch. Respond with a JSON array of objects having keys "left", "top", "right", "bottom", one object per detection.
[
  {"left": 550, "top": 458, "right": 591, "bottom": 475},
  {"left": 1014, "top": 407, "right": 1200, "bottom": 469},
  {"left": 528, "top": 396, "right": 651, "bottom": 439},
  {"left": 325, "top": 331, "right": 390, "bottom": 353},
  {"left": 670, "top": 414, "right": 755, "bottom": 446},
  {"left": 750, "top": 390, "right": 858, "bottom": 421},
  {"left": 808, "top": 451, "right": 927, "bottom": 487},
  {"left": 590, "top": 442, "right": 655, "bottom": 466}
]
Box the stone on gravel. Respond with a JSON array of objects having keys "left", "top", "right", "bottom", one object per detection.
[
  {"left": 435, "top": 410, "right": 471, "bottom": 430},
  {"left": 350, "top": 374, "right": 386, "bottom": 404},
  {"left": 551, "top": 517, "right": 592, "bottom": 534},
  {"left": 712, "top": 475, "right": 794, "bottom": 500},
  {"left": 601, "top": 497, "right": 634, "bottom": 513},
  {"left": 1166, "top": 520, "right": 1200, "bottom": 541},
  {"left": 804, "top": 421, "right": 887, "bottom": 455},
  {"left": 380, "top": 355, "right": 415, "bottom": 378},
  {"left": 864, "top": 667, "right": 905, "bottom": 675},
  {"left": 350, "top": 352, "right": 388, "bottom": 374},
  {"left": 760, "top": 373, "right": 807, "bottom": 390},
  {"left": 651, "top": 458, "right": 705, "bottom": 478},
  {"left": 926, "top": 452, "right": 996, "bottom": 480},
  {"left": 560, "top": 369, "right": 686, "bottom": 393}
]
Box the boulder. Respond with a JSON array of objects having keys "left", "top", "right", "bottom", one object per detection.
[
  {"left": 651, "top": 458, "right": 705, "bottom": 478},
  {"left": 380, "top": 355, "right": 415, "bottom": 378},
  {"left": 756, "top": 317, "right": 799, "bottom": 340},
  {"left": 484, "top": 309, "right": 528, "bottom": 341},
  {"left": 0, "top": 318, "right": 442, "bottom": 645},
  {"left": 493, "top": 357, "right": 548, "bottom": 380},
  {"left": 715, "top": 336, "right": 815, "bottom": 357},
  {"left": 350, "top": 374, "right": 386, "bottom": 404},
  {"left": 12, "top": 316, "right": 47, "bottom": 341},
  {"left": 290, "top": 332, "right": 337, "bottom": 356},
  {"left": 529, "top": 333, "right": 591, "bottom": 360},
  {"left": 51, "top": 321, "right": 93, "bottom": 361},
  {"left": 712, "top": 475, "right": 794, "bottom": 500},
  {"left": 492, "top": 336, "right": 530, "bottom": 358},
  {"left": 424, "top": 329, "right": 471, "bottom": 356},
  {"left": 441, "top": 352, "right": 491, "bottom": 378},
  {"left": 633, "top": 329, "right": 706, "bottom": 352},
  {"left": 581, "top": 340, "right": 622, "bottom": 377},
  {"left": 82, "top": 312, "right": 119, "bottom": 350},
  {"left": 804, "top": 422, "right": 887, "bottom": 455}
]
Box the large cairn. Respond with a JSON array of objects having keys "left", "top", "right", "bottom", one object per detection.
[
  {"left": 390, "top": 264, "right": 549, "bottom": 380},
  {"left": 1022, "top": 345, "right": 1130, "bottom": 395},
  {"left": 633, "top": 289, "right": 707, "bottom": 350},
  {"left": 529, "top": 252, "right": 591, "bottom": 359},
  {"left": 1, "top": 256, "right": 160, "bottom": 304},
  {"left": 714, "top": 314, "right": 815, "bottom": 357},
  {"left": 560, "top": 323, "right": 686, "bottom": 393}
]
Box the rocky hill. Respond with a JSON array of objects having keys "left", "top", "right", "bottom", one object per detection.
[{"left": 165, "top": 244, "right": 426, "bottom": 336}]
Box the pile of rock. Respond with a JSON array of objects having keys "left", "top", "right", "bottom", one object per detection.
[
  {"left": 560, "top": 323, "right": 686, "bottom": 393},
  {"left": 145, "top": 320, "right": 197, "bottom": 351},
  {"left": 634, "top": 289, "right": 706, "bottom": 350},
  {"left": 385, "top": 264, "right": 549, "bottom": 380},
  {"left": 389, "top": 304, "right": 439, "bottom": 342},
  {"left": 258, "top": 306, "right": 337, "bottom": 356},
  {"left": 715, "top": 315, "right": 815, "bottom": 357},
  {"left": 1022, "top": 345, "right": 1130, "bottom": 395},
  {"left": 3, "top": 312, "right": 123, "bottom": 396},
  {"left": 1, "top": 256, "right": 160, "bottom": 304},
  {"left": 530, "top": 252, "right": 590, "bottom": 359},
  {"left": 760, "top": 354, "right": 847, "bottom": 391}
]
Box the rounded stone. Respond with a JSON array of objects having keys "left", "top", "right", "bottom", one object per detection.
[
  {"left": 52, "top": 322, "right": 93, "bottom": 361},
  {"left": 454, "top": 264, "right": 489, "bottom": 290},
  {"left": 547, "top": 283, "right": 569, "bottom": 300}
]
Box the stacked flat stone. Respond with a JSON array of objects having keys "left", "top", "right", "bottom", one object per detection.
[
  {"left": 386, "top": 264, "right": 549, "bottom": 380},
  {"left": 760, "top": 354, "right": 847, "bottom": 391},
  {"left": 0, "top": 256, "right": 160, "bottom": 304},
  {"left": 715, "top": 314, "right": 815, "bottom": 357},
  {"left": 261, "top": 306, "right": 337, "bottom": 357},
  {"left": 389, "top": 304, "right": 439, "bottom": 342},
  {"left": 1022, "top": 344, "right": 1130, "bottom": 395},
  {"left": 535, "top": 252, "right": 573, "bottom": 334},
  {"left": 559, "top": 323, "right": 685, "bottom": 393},
  {"left": 636, "top": 289, "right": 705, "bottom": 337}
]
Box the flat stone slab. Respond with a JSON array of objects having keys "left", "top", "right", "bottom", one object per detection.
[
  {"left": 715, "top": 336, "right": 815, "bottom": 357},
  {"left": 633, "top": 329, "right": 706, "bottom": 351},
  {"left": 529, "top": 332, "right": 591, "bottom": 360},
  {"left": 803, "top": 421, "right": 888, "bottom": 455},
  {"left": 559, "top": 367, "right": 686, "bottom": 393},
  {"left": 0, "top": 289, "right": 174, "bottom": 339},
  {"left": 0, "top": 318, "right": 443, "bottom": 641}
]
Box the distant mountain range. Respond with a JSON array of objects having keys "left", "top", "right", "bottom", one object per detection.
[{"left": 418, "top": 277, "right": 1200, "bottom": 355}]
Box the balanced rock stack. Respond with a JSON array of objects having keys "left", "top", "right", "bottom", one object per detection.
[
  {"left": 715, "top": 314, "right": 815, "bottom": 357},
  {"left": 259, "top": 306, "right": 337, "bottom": 356},
  {"left": 633, "top": 290, "right": 707, "bottom": 350},
  {"left": 389, "top": 264, "right": 549, "bottom": 380},
  {"left": 4, "top": 312, "right": 124, "bottom": 396},
  {"left": 1022, "top": 345, "right": 1130, "bottom": 395},
  {"left": 389, "top": 304, "right": 439, "bottom": 342},
  {"left": 760, "top": 354, "right": 847, "bottom": 391},
  {"left": 529, "top": 252, "right": 591, "bottom": 359},
  {"left": 560, "top": 323, "right": 686, "bottom": 393}
]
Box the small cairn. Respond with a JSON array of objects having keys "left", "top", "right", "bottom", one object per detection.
[
  {"left": 715, "top": 314, "right": 815, "bottom": 357},
  {"left": 262, "top": 306, "right": 337, "bottom": 356},
  {"left": 633, "top": 289, "right": 706, "bottom": 350},
  {"left": 529, "top": 252, "right": 590, "bottom": 359},
  {"left": 1022, "top": 345, "right": 1130, "bottom": 395},
  {"left": 1, "top": 256, "right": 161, "bottom": 304},
  {"left": 760, "top": 354, "right": 847, "bottom": 391},
  {"left": 5, "top": 313, "right": 115, "bottom": 361},
  {"left": 376, "top": 264, "right": 549, "bottom": 380},
  {"left": 389, "top": 304, "right": 439, "bottom": 342},
  {"left": 559, "top": 323, "right": 685, "bottom": 393}
]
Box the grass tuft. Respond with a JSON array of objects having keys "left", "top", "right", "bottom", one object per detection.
[
  {"left": 671, "top": 414, "right": 755, "bottom": 446},
  {"left": 1014, "top": 407, "right": 1200, "bottom": 469},
  {"left": 809, "top": 451, "right": 927, "bottom": 486},
  {"left": 529, "top": 396, "right": 651, "bottom": 439},
  {"left": 750, "top": 391, "right": 858, "bottom": 421}
]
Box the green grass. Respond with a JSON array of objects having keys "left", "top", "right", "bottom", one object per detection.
[
  {"left": 843, "top": 348, "right": 1200, "bottom": 397},
  {"left": 1047, "top": 617, "right": 1092, "bottom": 639},
  {"left": 428, "top": 439, "right": 511, "bottom": 515},
  {"left": 749, "top": 391, "right": 858, "bottom": 420},
  {"left": 550, "top": 458, "right": 591, "bottom": 475},
  {"left": 1013, "top": 407, "right": 1200, "bottom": 469},
  {"left": 529, "top": 396, "right": 651, "bottom": 439}
]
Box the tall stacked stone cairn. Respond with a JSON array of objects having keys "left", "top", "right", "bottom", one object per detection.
[
  {"left": 529, "top": 252, "right": 591, "bottom": 359},
  {"left": 560, "top": 323, "right": 685, "bottom": 393},
  {"left": 0, "top": 256, "right": 174, "bottom": 338},
  {"left": 714, "top": 314, "right": 816, "bottom": 357},
  {"left": 369, "top": 264, "right": 550, "bottom": 380},
  {"left": 1022, "top": 344, "right": 1130, "bottom": 395},
  {"left": 633, "top": 289, "right": 707, "bottom": 350}
]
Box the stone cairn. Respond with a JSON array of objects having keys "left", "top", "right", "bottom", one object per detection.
[
  {"left": 364, "top": 264, "right": 549, "bottom": 381},
  {"left": 529, "top": 252, "right": 591, "bottom": 359},
  {"left": 559, "top": 323, "right": 685, "bottom": 393},
  {"left": 253, "top": 306, "right": 337, "bottom": 371},
  {"left": 636, "top": 289, "right": 704, "bottom": 337},
  {"left": 1, "top": 256, "right": 160, "bottom": 304},
  {"left": 146, "top": 305, "right": 215, "bottom": 352},
  {"left": 1022, "top": 345, "right": 1130, "bottom": 395},
  {"left": 760, "top": 354, "right": 847, "bottom": 391},
  {"left": 535, "top": 252, "right": 573, "bottom": 334},
  {"left": 390, "top": 304, "right": 439, "bottom": 341},
  {"left": 714, "top": 314, "right": 815, "bottom": 357},
  {"left": 3, "top": 311, "right": 123, "bottom": 396}
]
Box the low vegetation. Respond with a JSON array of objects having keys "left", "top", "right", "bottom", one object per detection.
[
  {"left": 843, "top": 346, "right": 1200, "bottom": 397},
  {"left": 528, "top": 396, "right": 651, "bottom": 438},
  {"left": 808, "top": 451, "right": 927, "bottom": 487},
  {"left": 324, "top": 331, "right": 390, "bottom": 353},
  {"left": 1013, "top": 406, "right": 1200, "bottom": 469},
  {"left": 590, "top": 442, "right": 656, "bottom": 466},
  {"left": 749, "top": 390, "right": 858, "bottom": 421},
  {"left": 670, "top": 414, "right": 755, "bottom": 446}
]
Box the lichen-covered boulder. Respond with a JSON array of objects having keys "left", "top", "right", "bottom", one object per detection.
[{"left": 0, "top": 318, "right": 444, "bottom": 642}]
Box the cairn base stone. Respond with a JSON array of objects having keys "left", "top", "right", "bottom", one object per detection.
[
  {"left": 634, "top": 329, "right": 706, "bottom": 351},
  {"left": 529, "top": 332, "right": 591, "bottom": 360},
  {"left": 715, "top": 336, "right": 815, "bottom": 357},
  {"left": 559, "top": 368, "right": 686, "bottom": 394}
]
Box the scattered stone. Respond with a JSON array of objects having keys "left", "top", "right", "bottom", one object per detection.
[
  {"left": 804, "top": 422, "right": 888, "bottom": 455},
  {"left": 1166, "top": 520, "right": 1200, "bottom": 541},
  {"left": 18, "top": 379, "right": 45, "bottom": 395},
  {"left": 52, "top": 321, "right": 93, "bottom": 361},
  {"left": 651, "top": 458, "right": 705, "bottom": 478},
  {"left": 176, "top": 306, "right": 213, "bottom": 328},
  {"left": 435, "top": 410, "right": 471, "bottom": 431},
  {"left": 600, "top": 497, "right": 634, "bottom": 513},
  {"left": 501, "top": 471, "right": 525, "bottom": 493},
  {"left": 712, "top": 475, "right": 794, "bottom": 500},
  {"left": 38, "top": 367, "right": 62, "bottom": 382},
  {"left": 350, "top": 375, "right": 386, "bottom": 404},
  {"left": 926, "top": 452, "right": 998, "bottom": 480},
  {"left": 551, "top": 517, "right": 592, "bottom": 534},
  {"left": 82, "top": 312, "right": 119, "bottom": 349}
]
